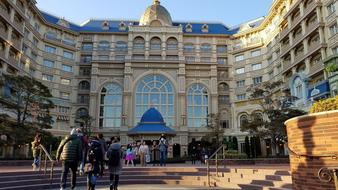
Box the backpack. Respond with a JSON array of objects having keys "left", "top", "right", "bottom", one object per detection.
[
  {"left": 87, "top": 140, "right": 102, "bottom": 163},
  {"left": 108, "top": 148, "right": 120, "bottom": 167}
]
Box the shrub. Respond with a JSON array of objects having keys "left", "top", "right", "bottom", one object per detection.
[
  {"left": 310, "top": 96, "right": 338, "bottom": 113},
  {"left": 224, "top": 150, "right": 248, "bottom": 159}
]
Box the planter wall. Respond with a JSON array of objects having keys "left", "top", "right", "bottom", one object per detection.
[{"left": 285, "top": 110, "right": 338, "bottom": 190}]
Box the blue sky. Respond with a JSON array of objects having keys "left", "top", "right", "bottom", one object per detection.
[{"left": 36, "top": 0, "right": 273, "bottom": 27}]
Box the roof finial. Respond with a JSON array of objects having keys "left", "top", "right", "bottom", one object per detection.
[{"left": 153, "top": 0, "right": 160, "bottom": 5}]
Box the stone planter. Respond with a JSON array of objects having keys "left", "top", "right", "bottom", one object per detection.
[{"left": 285, "top": 110, "right": 338, "bottom": 190}]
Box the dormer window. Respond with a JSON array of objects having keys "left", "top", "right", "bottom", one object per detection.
[
  {"left": 119, "top": 21, "right": 126, "bottom": 31},
  {"left": 102, "top": 21, "right": 110, "bottom": 30},
  {"left": 186, "top": 23, "right": 192, "bottom": 32},
  {"left": 57, "top": 18, "right": 70, "bottom": 28},
  {"left": 202, "top": 24, "right": 209, "bottom": 33}
]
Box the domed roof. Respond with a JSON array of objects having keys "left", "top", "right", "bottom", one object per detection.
[
  {"left": 139, "top": 0, "right": 172, "bottom": 26},
  {"left": 140, "top": 107, "right": 164, "bottom": 123}
]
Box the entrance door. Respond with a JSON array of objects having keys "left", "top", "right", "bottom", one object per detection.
[{"left": 173, "top": 144, "right": 181, "bottom": 158}]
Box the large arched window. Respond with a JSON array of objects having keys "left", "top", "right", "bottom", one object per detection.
[
  {"left": 167, "top": 37, "right": 178, "bottom": 50},
  {"left": 150, "top": 37, "right": 161, "bottom": 50},
  {"left": 99, "top": 83, "right": 123, "bottom": 128},
  {"left": 98, "top": 41, "right": 110, "bottom": 51},
  {"left": 187, "top": 84, "right": 209, "bottom": 128},
  {"left": 135, "top": 75, "right": 174, "bottom": 126},
  {"left": 133, "top": 37, "right": 145, "bottom": 50},
  {"left": 293, "top": 77, "right": 303, "bottom": 99}
]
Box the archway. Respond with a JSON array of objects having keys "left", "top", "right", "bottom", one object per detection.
[{"left": 173, "top": 144, "right": 181, "bottom": 158}]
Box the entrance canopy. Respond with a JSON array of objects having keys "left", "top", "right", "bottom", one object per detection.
[{"left": 128, "top": 108, "right": 176, "bottom": 136}]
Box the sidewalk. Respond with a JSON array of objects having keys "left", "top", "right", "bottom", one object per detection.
[{"left": 51, "top": 185, "right": 233, "bottom": 190}]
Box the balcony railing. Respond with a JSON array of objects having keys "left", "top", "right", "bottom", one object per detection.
[
  {"left": 283, "top": 60, "right": 292, "bottom": 72},
  {"left": 308, "top": 60, "right": 324, "bottom": 76},
  {"left": 12, "top": 39, "right": 21, "bottom": 50},
  {"left": 0, "top": 5, "right": 11, "bottom": 22},
  {"left": 44, "top": 34, "right": 61, "bottom": 42},
  {"left": 294, "top": 52, "right": 304, "bottom": 63},
  {"left": 0, "top": 27, "right": 7, "bottom": 40},
  {"left": 280, "top": 28, "right": 289, "bottom": 39},
  {"left": 303, "top": 1, "right": 317, "bottom": 17},
  {"left": 281, "top": 44, "right": 290, "bottom": 54},
  {"left": 0, "top": 49, "right": 6, "bottom": 60}
]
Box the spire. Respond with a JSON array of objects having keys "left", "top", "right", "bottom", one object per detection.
[{"left": 153, "top": 0, "right": 160, "bottom": 5}]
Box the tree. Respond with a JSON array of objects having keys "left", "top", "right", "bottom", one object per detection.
[
  {"left": 202, "top": 113, "right": 225, "bottom": 148},
  {"left": 241, "top": 81, "right": 306, "bottom": 156},
  {"left": 0, "top": 74, "right": 54, "bottom": 128},
  {"left": 75, "top": 111, "right": 94, "bottom": 136}
]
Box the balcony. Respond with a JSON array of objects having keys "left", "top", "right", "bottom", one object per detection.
[
  {"left": 0, "top": 49, "right": 6, "bottom": 61},
  {"left": 8, "top": 55, "right": 18, "bottom": 66},
  {"left": 283, "top": 60, "right": 291, "bottom": 72},
  {"left": 0, "top": 27, "right": 7, "bottom": 40},
  {"left": 44, "top": 33, "right": 61, "bottom": 42},
  {"left": 291, "top": 15, "right": 302, "bottom": 28},
  {"left": 307, "top": 41, "right": 321, "bottom": 54},
  {"left": 308, "top": 60, "right": 324, "bottom": 77},
  {"left": 82, "top": 36, "right": 93, "bottom": 42},
  {"left": 13, "top": 20, "right": 24, "bottom": 34},
  {"left": 294, "top": 52, "right": 304, "bottom": 63},
  {"left": 0, "top": 5, "right": 11, "bottom": 22},
  {"left": 281, "top": 44, "right": 290, "bottom": 54},
  {"left": 12, "top": 38, "right": 21, "bottom": 50},
  {"left": 303, "top": 0, "right": 318, "bottom": 17},
  {"left": 293, "top": 34, "right": 303, "bottom": 46},
  {"left": 280, "top": 28, "right": 289, "bottom": 40}
]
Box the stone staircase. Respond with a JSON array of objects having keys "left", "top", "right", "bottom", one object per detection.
[{"left": 0, "top": 166, "right": 292, "bottom": 190}]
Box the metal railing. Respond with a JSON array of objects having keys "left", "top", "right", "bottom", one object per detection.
[
  {"left": 206, "top": 144, "right": 227, "bottom": 187},
  {"left": 38, "top": 144, "right": 55, "bottom": 184},
  {"left": 288, "top": 145, "right": 338, "bottom": 190}
]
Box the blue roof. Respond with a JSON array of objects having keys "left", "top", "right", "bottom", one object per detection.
[
  {"left": 40, "top": 11, "right": 237, "bottom": 35},
  {"left": 128, "top": 108, "right": 175, "bottom": 135}
]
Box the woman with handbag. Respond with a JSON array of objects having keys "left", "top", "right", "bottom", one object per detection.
[
  {"left": 85, "top": 137, "right": 104, "bottom": 190},
  {"left": 138, "top": 141, "right": 149, "bottom": 167}
]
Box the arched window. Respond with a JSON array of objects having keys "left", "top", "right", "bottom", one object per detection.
[
  {"left": 135, "top": 75, "right": 174, "bottom": 126},
  {"left": 115, "top": 41, "right": 127, "bottom": 52},
  {"left": 240, "top": 114, "right": 248, "bottom": 127},
  {"left": 187, "top": 84, "right": 209, "bottom": 128},
  {"left": 133, "top": 37, "right": 145, "bottom": 50},
  {"left": 77, "top": 108, "right": 88, "bottom": 117},
  {"left": 293, "top": 77, "right": 303, "bottom": 99},
  {"left": 79, "top": 81, "right": 90, "bottom": 91},
  {"left": 99, "top": 83, "right": 123, "bottom": 128},
  {"left": 167, "top": 37, "right": 178, "bottom": 50},
  {"left": 200, "top": 43, "right": 212, "bottom": 53},
  {"left": 252, "top": 112, "right": 263, "bottom": 122},
  {"left": 45, "top": 31, "right": 57, "bottom": 40},
  {"left": 98, "top": 41, "right": 110, "bottom": 51},
  {"left": 150, "top": 37, "right": 161, "bottom": 50}
]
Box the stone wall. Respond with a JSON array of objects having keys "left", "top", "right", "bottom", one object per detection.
[{"left": 285, "top": 110, "right": 338, "bottom": 190}]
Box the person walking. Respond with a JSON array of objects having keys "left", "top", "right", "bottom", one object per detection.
[
  {"left": 191, "top": 146, "right": 197, "bottom": 165},
  {"left": 97, "top": 133, "right": 108, "bottom": 165},
  {"left": 132, "top": 143, "right": 138, "bottom": 166},
  {"left": 107, "top": 137, "right": 122, "bottom": 190},
  {"left": 125, "top": 144, "right": 134, "bottom": 167},
  {"left": 159, "top": 137, "right": 168, "bottom": 167},
  {"left": 151, "top": 141, "right": 160, "bottom": 166},
  {"left": 31, "top": 133, "right": 42, "bottom": 170},
  {"left": 138, "top": 141, "right": 149, "bottom": 167},
  {"left": 77, "top": 128, "right": 89, "bottom": 175},
  {"left": 56, "top": 129, "right": 82, "bottom": 190},
  {"left": 85, "top": 137, "right": 104, "bottom": 190}
]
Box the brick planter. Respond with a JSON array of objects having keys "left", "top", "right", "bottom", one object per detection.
[{"left": 285, "top": 110, "right": 338, "bottom": 190}]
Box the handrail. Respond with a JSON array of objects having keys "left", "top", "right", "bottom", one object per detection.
[
  {"left": 206, "top": 144, "right": 227, "bottom": 187},
  {"left": 288, "top": 145, "right": 337, "bottom": 159},
  {"left": 38, "top": 144, "right": 55, "bottom": 185}
]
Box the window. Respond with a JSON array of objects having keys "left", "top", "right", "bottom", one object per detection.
[
  {"left": 115, "top": 55, "right": 125, "bottom": 61},
  {"left": 187, "top": 84, "right": 209, "bottom": 128},
  {"left": 167, "top": 37, "right": 178, "bottom": 50},
  {"left": 82, "top": 43, "right": 93, "bottom": 51},
  {"left": 251, "top": 50, "right": 261, "bottom": 57},
  {"left": 63, "top": 51, "right": 74, "bottom": 59},
  {"left": 277, "top": 65, "right": 282, "bottom": 73},
  {"left": 98, "top": 41, "right": 110, "bottom": 51},
  {"left": 329, "top": 23, "right": 338, "bottom": 36},
  {"left": 252, "top": 63, "right": 262, "bottom": 71},
  {"left": 34, "top": 23, "right": 40, "bottom": 31},
  {"left": 43, "top": 60, "right": 54, "bottom": 68},
  {"left": 59, "top": 106, "right": 70, "bottom": 114},
  {"left": 184, "top": 44, "right": 194, "bottom": 52},
  {"left": 63, "top": 38, "right": 75, "bottom": 47},
  {"left": 237, "top": 94, "right": 246, "bottom": 101},
  {"left": 133, "top": 37, "right": 145, "bottom": 50},
  {"left": 24, "top": 29, "right": 29, "bottom": 39},
  {"left": 33, "top": 37, "right": 38, "bottom": 47},
  {"left": 269, "top": 71, "right": 274, "bottom": 79},
  {"left": 42, "top": 74, "right": 53, "bottom": 82},
  {"left": 240, "top": 115, "right": 248, "bottom": 126},
  {"left": 150, "top": 37, "right": 161, "bottom": 50},
  {"left": 253, "top": 76, "right": 263, "bottom": 85},
  {"left": 100, "top": 83, "right": 123, "bottom": 128},
  {"left": 22, "top": 45, "right": 28, "bottom": 54},
  {"left": 45, "top": 45, "right": 56, "bottom": 54},
  {"left": 115, "top": 41, "right": 128, "bottom": 52},
  {"left": 201, "top": 57, "right": 211, "bottom": 62},
  {"left": 332, "top": 47, "right": 338, "bottom": 55},
  {"left": 31, "top": 52, "right": 37, "bottom": 60},
  {"left": 235, "top": 54, "right": 244, "bottom": 62},
  {"left": 328, "top": 3, "right": 336, "bottom": 15},
  {"left": 235, "top": 67, "right": 245, "bottom": 74},
  {"left": 236, "top": 80, "right": 245, "bottom": 87},
  {"left": 61, "top": 78, "right": 70, "bottom": 85},
  {"left": 217, "top": 57, "right": 227, "bottom": 65},
  {"left": 294, "top": 77, "right": 303, "bottom": 99},
  {"left": 221, "top": 120, "right": 230, "bottom": 129},
  {"left": 78, "top": 95, "right": 90, "bottom": 104},
  {"left": 217, "top": 45, "right": 227, "bottom": 54},
  {"left": 62, "top": 64, "right": 72, "bottom": 72},
  {"left": 218, "top": 95, "right": 230, "bottom": 105},
  {"left": 45, "top": 31, "right": 58, "bottom": 40},
  {"left": 79, "top": 67, "right": 91, "bottom": 76},
  {"left": 135, "top": 75, "right": 175, "bottom": 126},
  {"left": 79, "top": 81, "right": 90, "bottom": 90},
  {"left": 200, "top": 43, "right": 212, "bottom": 53},
  {"left": 81, "top": 55, "right": 92, "bottom": 63},
  {"left": 98, "top": 55, "right": 109, "bottom": 60},
  {"left": 60, "top": 92, "right": 70, "bottom": 100},
  {"left": 186, "top": 56, "right": 195, "bottom": 63}
]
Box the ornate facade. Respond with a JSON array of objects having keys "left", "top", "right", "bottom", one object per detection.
[{"left": 0, "top": 0, "right": 337, "bottom": 156}]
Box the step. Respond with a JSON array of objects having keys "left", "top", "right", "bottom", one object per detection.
[{"left": 210, "top": 173, "right": 292, "bottom": 183}]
